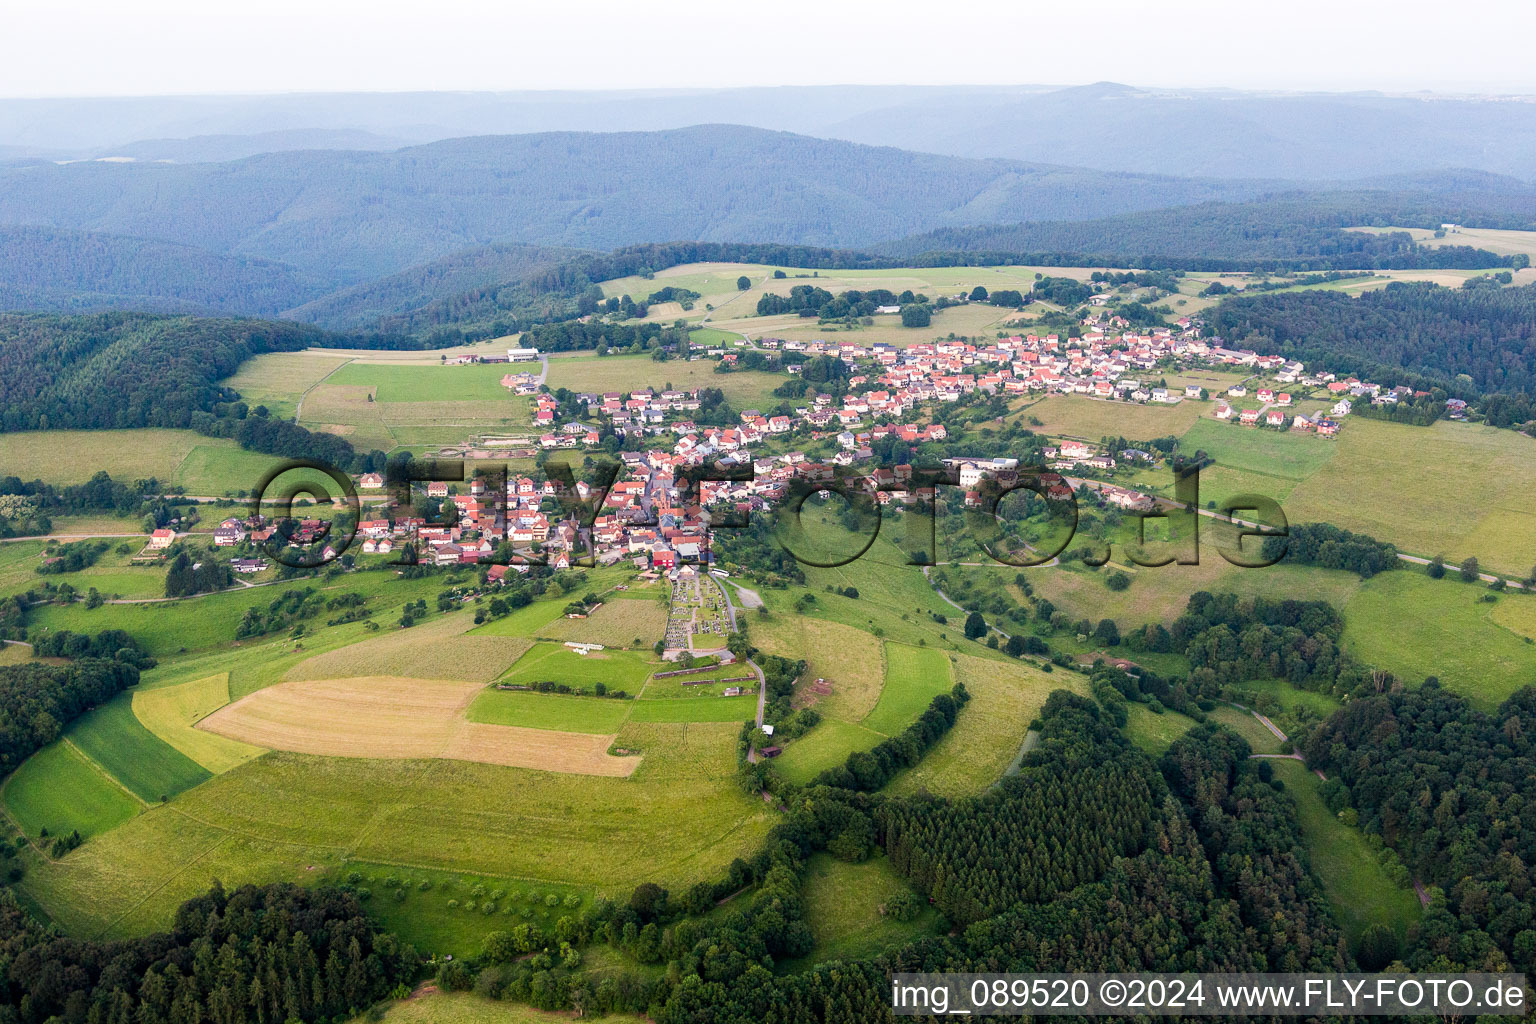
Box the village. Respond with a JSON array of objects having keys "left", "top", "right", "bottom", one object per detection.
[{"left": 216, "top": 309, "right": 1455, "bottom": 578}]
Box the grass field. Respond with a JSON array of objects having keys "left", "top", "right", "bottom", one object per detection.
[
  {"left": 997, "top": 524, "right": 1365, "bottom": 630},
  {"left": 771, "top": 719, "right": 887, "bottom": 786},
  {"left": 1015, "top": 394, "right": 1204, "bottom": 440},
  {"left": 201, "top": 675, "right": 637, "bottom": 776},
  {"left": 888, "top": 655, "right": 1072, "bottom": 797},
  {"left": 2, "top": 741, "right": 140, "bottom": 840},
  {"left": 132, "top": 673, "right": 266, "bottom": 773},
  {"left": 20, "top": 720, "right": 773, "bottom": 940},
  {"left": 861, "top": 643, "right": 952, "bottom": 736},
  {"left": 0, "top": 429, "right": 234, "bottom": 487},
  {"left": 540, "top": 599, "right": 668, "bottom": 649},
  {"left": 498, "top": 643, "right": 659, "bottom": 691},
  {"left": 220, "top": 352, "right": 352, "bottom": 419},
  {"left": 752, "top": 617, "right": 884, "bottom": 721},
  {"left": 67, "top": 696, "right": 212, "bottom": 803},
  {"left": 543, "top": 353, "right": 785, "bottom": 411},
  {"left": 1208, "top": 705, "right": 1283, "bottom": 754},
  {"left": 1122, "top": 704, "right": 1198, "bottom": 755},
  {"left": 780, "top": 853, "right": 935, "bottom": 969},
  {"left": 467, "top": 689, "right": 633, "bottom": 733},
  {"left": 1341, "top": 572, "right": 1536, "bottom": 706},
  {"left": 1270, "top": 759, "right": 1421, "bottom": 944},
  {"left": 1282, "top": 419, "right": 1536, "bottom": 576},
  {"left": 360, "top": 991, "right": 648, "bottom": 1024},
  {"left": 325, "top": 362, "right": 518, "bottom": 402}
]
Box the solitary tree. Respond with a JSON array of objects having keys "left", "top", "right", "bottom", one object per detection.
[
  {"left": 901, "top": 304, "right": 931, "bottom": 328},
  {"left": 1460, "top": 556, "right": 1481, "bottom": 583},
  {"left": 963, "top": 611, "right": 987, "bottom": 640},
  {"left": 736, "top": 275, "right": 751, "bottom": 290},
  {"left": 1427, "top": 554, "right": 1446, "bottom": 579}
]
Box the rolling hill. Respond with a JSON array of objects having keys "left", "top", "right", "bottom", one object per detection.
[{"left": 0, "top": 125, "right": 1286, "bottom": 284}]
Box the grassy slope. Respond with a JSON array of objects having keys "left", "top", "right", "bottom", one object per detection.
[{"left": 1271, "top": 759, "right": 1420, "bottom": 943}]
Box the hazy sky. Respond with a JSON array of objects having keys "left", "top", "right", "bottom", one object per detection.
[{"left": 7, "top": 0, "right": 1536, "bottom": 97}]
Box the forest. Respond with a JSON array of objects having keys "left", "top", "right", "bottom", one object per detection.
[
  {"left": 1303, "top": 684, "right": 1536, "bottom": 974},
  {"left": 879, "top": 191, "right": 1524, "bottom": 271},
  {"left": 0, "top": 882, "right": 415, "bottom": 1024},
  {"left": 1204, "top": 282, "right": 1536, "bottom": 400},
  {"left": 0, "top": 657, "right": 141, "bottom": 772}
]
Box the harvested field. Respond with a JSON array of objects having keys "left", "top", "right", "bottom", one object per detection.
[{"left": 199, "top": 676, "right": 636, "bottom": 777}]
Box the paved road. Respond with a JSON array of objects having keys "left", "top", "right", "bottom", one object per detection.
[{"left": 713, "top": 573, "right": 769, "bottom": 750}]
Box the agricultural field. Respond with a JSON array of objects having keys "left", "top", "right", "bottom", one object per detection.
[
  {"left": 543, "top": 353, "right": 785, "bottom": 411},
  {"left": 18, "top": 719, "right": 773, "bottom": 943},
  {"left": 1269, "top": 759, "right": 1421, "bottom": 944},
  {"left": 1345, "top": 224, "right": 1536, "bottom": 259},
  {"left": 751, "top": 616, "right": 884, "bottom": 721},
  {"left": 199, "top": 675, "right": 637, "bottom": 776},
  {"left": 132, "top": 673, "right": 266, "bottom": 773}
]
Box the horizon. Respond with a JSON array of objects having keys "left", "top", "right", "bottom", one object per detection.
[{"left": 8, "top": 0, "right": 1536, "bottom": 97}]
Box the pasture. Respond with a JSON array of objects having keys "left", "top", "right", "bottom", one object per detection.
[
  {"left": 1270, "top": 759, "right": 1421, "bottom": 944},
  {"left": 199, "top": 675, "right": 637, "bottom": 776},
  {"left": 1121, "top": 704, "right": 1197, "bottom": 755},
  {"left": 497, "top": 643, "right": 658, "bottom": 691},
  {"left": 543, "top": 353, "right": 785, "bottom": 411},
  {"left": 888, "top": 655, "right": 1071, "bottom": 797},
  {"left": 861, "top": 643, "right": 952, "bottom": 736},
  {"left": 540, "top": 598, "right": 668, "bottom": 649},
  {"left": 2, "top": 741, "right": 140, "bottom": 840},
  {"left": 325, "top": 362, "right": 518, "bottom": 402},
  {"left": 132, "top": 673, "right": 266, "bottom": 773},
  {"left": 19, "top": 722, "right": 774, "bottom": 940},
  {"left": 1341, "top": 571, "right": 1536, "bottom": 706},
  {"left": 780, "top": 854, "right": 935, "bottom": 969},
  {"left": 66, "top": 696, "right": 212, "bottom": 803}
]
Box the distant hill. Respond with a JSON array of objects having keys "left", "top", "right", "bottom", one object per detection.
[
  {"left": 0, "top": 125, "right": 1286, "bottom": 285},
  {"left": 0, "top": 226, "right": 324, "bottom": 315},
  {"left": 8, "top": 85, "right": 1536, "bottom": 179},
  {"left": 878, "top": 189, "right": 1536, "bottom": 269},
  {"left": 282, "top": 241, "right": 588, "bottom": 330},
  {"left": 821, "top": 83, "right": 1536, "bottom": 180},
  {"left": 92, "top": 128, "right": 412, "bottom": 164}
]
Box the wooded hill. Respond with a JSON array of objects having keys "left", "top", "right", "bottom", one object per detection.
[
  {"left": 1205, "top": 281, "right": 1536, "bottom": 400},
  {"left": 878, "top": 189, "right": 1533, "bottom": 270}
]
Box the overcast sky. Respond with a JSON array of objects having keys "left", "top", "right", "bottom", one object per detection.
[{"left": 7, "top": 0, "right": 1536, "bottom": 97}]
